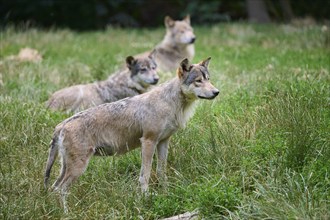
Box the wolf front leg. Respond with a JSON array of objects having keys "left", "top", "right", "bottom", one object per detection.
[
  {"left": 156, "top": 138, "right": 170, "bottom": 187},
  {"left": 139, "top": 136, "right": 157, "bottom": 192}
]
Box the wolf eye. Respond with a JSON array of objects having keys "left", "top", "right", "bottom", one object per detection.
[
  {"left": 140, "top": 68, "right": 147, "bottom": 72},
  {"left": 195, "top": 79, "right": 202, "bottom": 83}
]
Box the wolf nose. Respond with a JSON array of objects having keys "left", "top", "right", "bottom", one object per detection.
[
  {"left": 152, "top": 78, "right": 159, "bottom": 85},
  {"left": 190, "top": 37, "right": 196, "bottom": 44},
  {"left": 213, "top": 90, "right": 219, "bottom": 97}
]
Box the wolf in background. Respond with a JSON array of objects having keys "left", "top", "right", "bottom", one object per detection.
[
  {"left": 46, "top": 51, "right": 158, "bottom": 113},
  {"left": 137, "top": 15, "right": 196, "bottom": 73}
]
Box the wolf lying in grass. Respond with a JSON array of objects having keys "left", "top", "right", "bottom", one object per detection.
[
  {"left": 137, "top": 15, "right": 196, "bottom": 73},
  {"left": 46, "top": 51, "right": 159, "bottom": 113},
  {"left": 44, "top": 57, "right": 219, "bottom": 212}
]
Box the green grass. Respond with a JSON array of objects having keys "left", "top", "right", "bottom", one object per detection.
[{"left": 1, "top": 23, "right": 329, "bottom": 219}]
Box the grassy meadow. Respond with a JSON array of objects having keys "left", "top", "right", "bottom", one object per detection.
[{"left": 0, "top": 23, "right": 329, "bottom": 219}]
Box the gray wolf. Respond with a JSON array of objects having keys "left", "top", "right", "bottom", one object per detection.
[
  {"left": 137, "top": 15, "right": 196, "bottom": 73},
  {"left": 44, "top": 57, "right": 219, "bottom": 212},
  {"left": 46, "top": 51, "right": 158, "bottom": 113}
]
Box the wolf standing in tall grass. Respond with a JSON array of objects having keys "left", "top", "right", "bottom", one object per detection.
[
  {"left": 137, "top": 15, "right": 196, "bottom": 73},
  {"left": 44, "top": 57, "right": 219, "bottom": 212},
  {"left": 46, "top": 51, "right": 159, "bottom": 113}
]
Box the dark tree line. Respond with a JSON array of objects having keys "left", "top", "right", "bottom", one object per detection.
[{"left": 1, "top": 0, "right": 329, "bottom": 30}]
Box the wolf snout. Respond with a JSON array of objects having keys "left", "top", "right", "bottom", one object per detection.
[
  {"left": 207, "top": 89, "right": 219, "bottom": 99},
  {"left": 213, "top": 89, "right": 219, "bottom": 97},
  {"left": 190, "top": 37, "right": 196, "bottom": 44},
  {"left": 151, "top": 77, "right": 159, "bottom": 85}
]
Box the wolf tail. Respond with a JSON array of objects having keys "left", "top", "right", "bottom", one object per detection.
[{"left": 44, "top": 135, "right": 59, "bottom": 189}]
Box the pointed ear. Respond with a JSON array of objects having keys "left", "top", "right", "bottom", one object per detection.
[
  {"left": 164, "top": 16, "right": 175, "bottom": 28},
  {"left": 148, "top": 49, "right": 157, "bottom": 60},
  {"left": 199, "top": 57, "right": 211, "bottom": 68},
  {"left": 180, "top": 58, "right": 190, "bottom": 71},
  {"left": 183, "top": 14, "right": 190, "bottom": 24},
  {"left": 126, "top": 56, "right": 136, "bottom": 69},
  {"left": 177, "top": 58, "right": 190, "bottom": 79}
]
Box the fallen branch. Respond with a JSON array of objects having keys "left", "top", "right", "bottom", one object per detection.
[{"left": 161, "top": 210, "right": 199, "bottom": 220}]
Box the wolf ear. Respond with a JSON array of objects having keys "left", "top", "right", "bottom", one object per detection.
[
  {"left": 177, "top": 58, "right": 191, "bottom": 79},
  {"left": 165, "top": 16, "right": 175, "bottom": 28},
  {"left": 180, "top": 58, "right": 190, "bottom": 71},
  {"left": 199, "top": 57, "right": 211, "bottom": 68},
  {"left": 183, "top": 14, "right": 190, "bottom": 24},
  {"left": 126, "top": 56, "right": 136, "bottom": 69},
  {"left": 148, "top": 49, "right": 157, "bottom": 60}
]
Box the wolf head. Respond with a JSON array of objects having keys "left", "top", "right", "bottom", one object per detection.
[
  {"left": 165, "top": 15, "right": 196, "bottom": 45},
  {"left": 126, "top": 50, "right": 159, "bottom": 87},
  {"left": 177, "top": 57, "right": 219, "bottom": 100}
]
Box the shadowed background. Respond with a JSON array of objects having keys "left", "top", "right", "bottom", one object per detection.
[{"left": 1, "top": 0, "right": 330, "bottom": 30}]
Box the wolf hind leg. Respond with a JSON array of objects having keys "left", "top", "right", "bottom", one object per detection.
[
  {"left": 52, "top": 156, "right": 67, "bottom": 190},
  {"left": 56, "top": 145, "right": 95, "bottom": 212}
]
